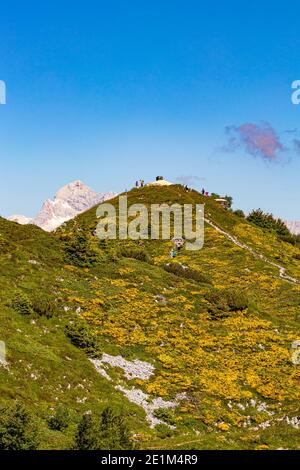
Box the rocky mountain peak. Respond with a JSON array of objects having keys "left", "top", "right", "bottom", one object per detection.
[
  {"left": 285, "top": 221, "right": 300, "bottom": 235},
  {"left": 8, "top": 180, "right": 117, "bottom": 232}
]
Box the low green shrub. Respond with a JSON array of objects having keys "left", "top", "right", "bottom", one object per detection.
[
  {"left": 60, "top": 232, "right": 100, "bottom": 267},
  {"left": 47, "top": 405, "right": 71, "bottom": 431},
  {"left": 0, "top": 402, "right": 39, "bottom": 450},
  {"left": 74, "top": 407, "right": 135, "bottom": 450},
  {"left": 154, "top": 423, "right": 174, "bottom": 439},
  {"left": 164, "top": 262, "right": 211, "bottom": 284},
  {"left": 120, "top": 247, "right": 150, "bottom": 263},
  {"left": 279, "top": 234, "right": 300, "bottom": 247},
  {"left": 65, "top": 319, "right": 100, "bottom": 356},
  {"left": 247, "top": 209, "right": 290, "bottom": 237},
  {"left": 11, "top": 291, "right": 34, "bottom": 315},
  {"left": 153, "top": 408, "right": 176, "bottom": 426},
  {"left": 0, "top": 235, "right": 12, "bottom": 253},
  {"left": 205, "top": 288, "right": 249, "bottom": 319},
  {"left": 234, "top": 209, "right": 245, "bottom": 218},
  {"left": 32, "top": 295, "right": 58, "bottom": 318}
]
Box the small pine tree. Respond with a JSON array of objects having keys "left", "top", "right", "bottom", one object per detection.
[
  {"left": 224, "top": 195, "right": 233, "bottom": 209},
  {"left": 47, "top": 405, "right": 71, "bottom": 431},
  {"left": 247, "top": 209, "right": 290, "bottom": 237},
  {"left": 62, "top": 233, "right": 99, "bottom": 267},
  {"left": 74, "top": 407, "right": 134, "bottom": 450},
  {"left": 234, "top": 209, "right": 245, "bottom": 218},
  {"left": 0, "top": 403, "right": 39, "bottom": 450},
  {"left": 65, "top": 319, "right": 100, "bottom": 356},
  {"left": 74, "top": 414, "right": 100, "bottom": 450},
  {"left": 12, "top": 291, "right": 34, "bottom": 315}
]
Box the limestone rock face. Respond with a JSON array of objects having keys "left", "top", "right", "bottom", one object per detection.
[
  {"left": 8, "top": 180, "right": 117, "bottom": 232},
  {"left": 7, "top": 215, "right": 33, "bottom": 225},
  {"left": 285, "top": 221, "right": 300, "bottom": 235}
]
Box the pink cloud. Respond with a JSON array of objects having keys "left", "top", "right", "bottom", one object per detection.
[{"left": 224, "top": 122, "right": 286, "bottom": 161}]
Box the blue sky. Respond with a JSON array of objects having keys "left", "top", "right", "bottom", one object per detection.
[{"left": 1, "top": 0, "right": 300, "bottom": 219}]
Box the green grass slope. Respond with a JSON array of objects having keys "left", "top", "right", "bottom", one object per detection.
[{"left": 1, "top": 185, "right": 300, "bottom": 449}]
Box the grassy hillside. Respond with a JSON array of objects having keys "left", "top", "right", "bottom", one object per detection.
[{"left": 1, "top": 185, "right": 300, "bottom": 449}]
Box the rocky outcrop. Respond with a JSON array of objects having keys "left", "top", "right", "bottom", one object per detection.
[
  {"left": 8, "top": 215, "right": 33, "bottom": 225},
  {"left": 285, "top": 221, "right": 300, "bottom": 235},
  {"left": 8, "top": 180, "right": 117, "bottom": 232}
]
